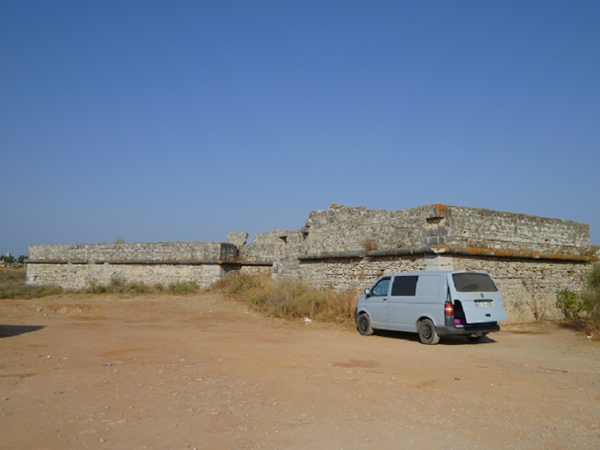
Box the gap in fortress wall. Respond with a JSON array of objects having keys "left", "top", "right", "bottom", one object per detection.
[{"left": 27, "top": 204, "right": 598, "bottom": 323}]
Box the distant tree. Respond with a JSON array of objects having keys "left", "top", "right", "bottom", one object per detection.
[
  {"left": 18, "top": 255, "right": 28, "bottom": 264},
  {"left": 2, "top": 254, "right": 15, "bottom": 264}
]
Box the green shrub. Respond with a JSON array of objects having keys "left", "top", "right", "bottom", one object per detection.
[
  {"left": 556, "top": 288, "right": 584, "bottom": 321},
  {"left": 168, "top": 281, "right": 199, "bottom": 294},
  {"left": 126, "top": 283, "right": 149, "bottom": 294},
  {"left": 584, "top": 263, "right": 600, "bottom": 307},
  {"left": 582, "top": 263, "right": 600, "bottom": 333},
  {"left": 27, "top": 285, "right": 64, "bottom": 298},
  {"left": 86, "top": 280, "right": 108, "bottom": 294},
  {"left": 109, "top": 277, "right": 127, "bottom": 293},
  {"left": 557, "top": 263, "right": 600, "bottom": 337},
  {"left": 85, "top": 278, "right": 128, "bottom": 294}
]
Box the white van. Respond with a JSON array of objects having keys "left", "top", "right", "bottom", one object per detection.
[{"left": 355, "top": 271, "right": 507, "bottom": 344}]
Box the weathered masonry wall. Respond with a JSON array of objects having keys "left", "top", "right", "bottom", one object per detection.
[
  {"left": 447, "top": 206, "right": 590, "bottom": 254},
  {"left": 292, "top": 204, "right": 592, "bottom": 259},
  {"left": 237, "top": 204, "right": 596, "bottom": 323},
  {"left": 27, "top": 263, "right": 229, "bottom": 292},
  {"left": 289, "top": 253, "right": 590, "bottom": 322},
  {"left": 451, "top": 255, "right": 590, "bottom": 322},
  {"left": 26, "top": 242, "right": 244, "bottom": 290},
  {"left": 27, "top": 204, "right": 598, "bottom": 323}
]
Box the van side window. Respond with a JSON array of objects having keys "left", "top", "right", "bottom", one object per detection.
[
  {"left": 391, "top": 275, "right": 418, "bottom": 296},
  {"left": 371, "top": 277, "right": 391, "bottom": 296}
]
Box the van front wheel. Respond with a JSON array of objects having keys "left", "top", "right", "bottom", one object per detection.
[
  {"left": 418, "top": 319, "right": 440, "bottom": 345},
  {"left": 357, "top": 314, "right": 373, "bottom": 336}
]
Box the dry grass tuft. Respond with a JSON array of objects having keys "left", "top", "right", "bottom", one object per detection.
[
  {"left": 213, "top": 273, "right": 358, "bottom": 327},
  {"left": 362, "top": 237, "right": 378, "bottom": 252}
]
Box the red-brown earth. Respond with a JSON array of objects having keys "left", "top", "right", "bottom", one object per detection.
[{"left": 1, "top": 293, "right": 599, "bottom": 449}]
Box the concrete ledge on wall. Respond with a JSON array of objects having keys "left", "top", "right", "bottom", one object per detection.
[
  {"left": 431, "top": 245, "right": 598, "bottom": 263},
  {"left": 298, "top": 250, "right": 367, "bottom": 260},
  {"left": 296, "top": 245, "right": 597, "bottom": 263}
]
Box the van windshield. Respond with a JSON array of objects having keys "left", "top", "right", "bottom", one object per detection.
[{"left": 452, "top": 273, "right": 498, "bottom": 292}]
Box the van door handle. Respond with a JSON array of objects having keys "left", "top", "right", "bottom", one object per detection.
[{"left": 383, "top": 298, "right": 388, "bottom": 301}]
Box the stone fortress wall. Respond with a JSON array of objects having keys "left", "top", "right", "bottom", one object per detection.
[
  {"left": 27, "top": 204, "right": 598, "bottom": 323},
  {"left": 26, "top": 242, "right": 246, "bottom": 291}
]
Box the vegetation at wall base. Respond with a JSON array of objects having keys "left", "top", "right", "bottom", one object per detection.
[
  {"left": 213, "top": 273, "right": 358, "bottom": 327},
  {"left": 1, "top": 268, "right": 355, "bottom": 325},
  {"left": 556, "top": 288, "right": 585, "bottom": 321},
  {"left": 168, "top": 281, "right": 200, "bottom": 294},
  {"left": 0, "top": 268, "right": 200, "bottom": 299},
  {"left": 84, "top": 278, "right": 200, "bottom": 295},
  {"left": 556, "top": 262, "right": 600, "bottom": 338},
  {"left": 0, "top": 267, "right": 64, "bottom": 299}
]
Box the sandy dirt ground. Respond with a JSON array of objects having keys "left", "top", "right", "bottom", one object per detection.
[{"left": 1, "top": 293, "right": 599, "bottom": 450}]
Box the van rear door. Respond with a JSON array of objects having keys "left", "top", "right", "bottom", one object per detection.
[{"left": 448, "top": 272, "right": 507, "bottom": 323}]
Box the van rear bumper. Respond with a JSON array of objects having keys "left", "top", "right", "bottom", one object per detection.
[{"left": 436, "top": 322, "right": 500, "bottom": 336}]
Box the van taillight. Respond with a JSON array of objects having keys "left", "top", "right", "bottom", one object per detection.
[{"left": 444, "top": 301, "right": 454, "bottom": 316}]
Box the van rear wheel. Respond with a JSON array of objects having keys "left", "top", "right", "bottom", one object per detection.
[
  {"left": 418, "top": 319, "right": 440, "bottom": 345},
  {"left": 357, "top": 314, "right": 373, "bottom": 336}
]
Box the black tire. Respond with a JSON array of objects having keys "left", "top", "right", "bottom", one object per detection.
[
  {"left": 467, "top": 335, "right": 482, "bottom": 344},
  {"left": 357, "top": 313, "right": 373, "bottom": 336},
  {"left": 418, "top": 318, "right": 440, "bottom": 345}
]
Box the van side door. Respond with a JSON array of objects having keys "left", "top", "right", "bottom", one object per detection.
[
  {"left": 414, "top": 274, "right": 444, "bottom": 326},
  {"left": 367, "top": 277, "right": 391, "bottom": 329},
  {"left": 387, "top": 275, "right": 419, "bottom": 332}
]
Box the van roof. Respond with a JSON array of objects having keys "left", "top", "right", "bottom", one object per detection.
[{"left": 382, "top": 270, "right": 489, "bottom": 277}]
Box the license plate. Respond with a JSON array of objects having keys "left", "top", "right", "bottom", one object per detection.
[{"left": 475, "top": 301, "right": 492, "bottom": 307}]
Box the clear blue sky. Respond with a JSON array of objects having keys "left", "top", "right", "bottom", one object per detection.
[{"left": 1, "top": 0, "right": 599, "bottom": 257}]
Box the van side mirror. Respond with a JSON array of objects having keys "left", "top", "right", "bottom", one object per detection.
[{"left": 365, "top": 288, "right": 371, "bottom": 298}]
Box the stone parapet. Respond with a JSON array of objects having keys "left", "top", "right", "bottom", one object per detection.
[
  {"left": 445, "top": 206, "right": 591, "bottom": 256},
  {"left": 29, "top": 242, "right": 238, "bottom": 263},
  {"left": 297, "top": 204, "right": 594, "bottom": 258}
]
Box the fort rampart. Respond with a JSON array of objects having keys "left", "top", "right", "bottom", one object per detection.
[
  {"left": 26, "top": 242, "right": 266, "bottom": 291},
  {"left": 27, "top": 204, "right": 597, "bottom": 323}
]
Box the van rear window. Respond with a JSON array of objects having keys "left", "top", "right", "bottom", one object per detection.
[{"left": 452, "top": 273, "right": 498, "bottom": 292}]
